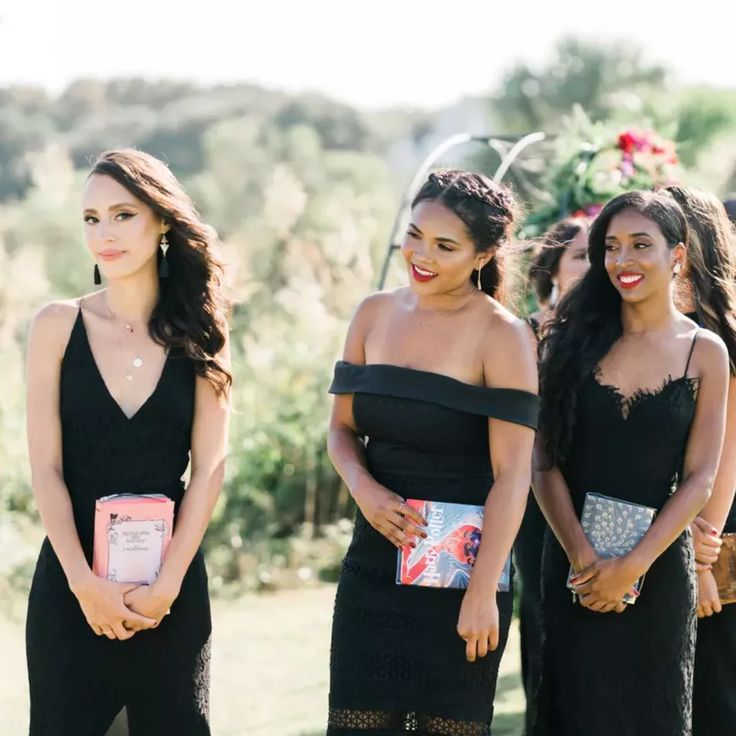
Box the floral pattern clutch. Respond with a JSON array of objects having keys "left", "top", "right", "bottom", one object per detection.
[{"left": 567, "top": 492, "right": 656, "bottom": 605}]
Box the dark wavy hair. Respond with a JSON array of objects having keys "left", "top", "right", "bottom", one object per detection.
[
  {"left": 665, "top": 185, "right": 736, "bottom": 374},
  {"left": 723, "top": 198, "right": 736, "bottom": 224},
  {"left": 89, "top": 149, "right": 232, "bottom": 397},
  {"left": 529, "top": 217, "right": 589, "bottom": 305},
  {"left": 538, "top": 190, "right": 689, "bottom": 466},
  {"left": 411, "top": 169, "right": 518, "bottom": 301}
]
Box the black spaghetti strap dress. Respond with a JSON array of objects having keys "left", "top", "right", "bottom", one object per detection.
[
  {"left": 327, "top": 361, "right": 539, "bottom": 736},
  {"left": 532, "top": 332, "right": 701, "bottom": 736},
  {"left": 25, "top": 308, "right": 212, "bottom": 736}
]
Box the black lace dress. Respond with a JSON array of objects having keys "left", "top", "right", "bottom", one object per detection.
[
  {"left": 327, "top": 361, "right": 539, "bottom": 736},
  {"left": 533, "top": 336, "right": 700, "bottom": 736},
  {"left": 26, "top": 308, "right": 212, "bottom": 736}
]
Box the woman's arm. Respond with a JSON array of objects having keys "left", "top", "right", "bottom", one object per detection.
[
  {"left": 327, "top": 294, "right": 426, "bottom": 549},
  {"left": 576, "top": 333, "right": 729, "bottom": 608},
  {"left": 458, "top": 317, "right": 537, "bottom": 661},
  {"left": 695, "top": 375, "right": 736, "bottom": 535},
  {"left": 528, "top": 319, "right": 599, "bottom": 574},
  {"left": 27, "top": 304, "right": 91, "bottom": 589},
  {"left": 126, "top": 330, "right": 231, "bottom": 622},
  {"left": 532, "top": 458, "right": 598, "bottom": 573},
  {"left": 27, "top": 303, "right": 155, "bottom": 639}
]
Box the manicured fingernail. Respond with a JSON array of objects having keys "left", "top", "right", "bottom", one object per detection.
[{"left": 711, "top": 529, "right": 719, "bottom": 536}]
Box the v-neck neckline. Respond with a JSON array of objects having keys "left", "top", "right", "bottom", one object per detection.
[{"left": 77, "top": 308, "right": 170, "bottom": 421}]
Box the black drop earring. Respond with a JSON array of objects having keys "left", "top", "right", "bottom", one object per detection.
[
  {"left": 159, "top": 234, "right": 170, "bottom": 279},
  {"left": 94, "top": 264, "right": 101, "bottom": 285}
]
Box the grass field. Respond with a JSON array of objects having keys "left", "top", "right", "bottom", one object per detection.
[{"left": 0, "top": 585, "right": 525, "bottom": 735}]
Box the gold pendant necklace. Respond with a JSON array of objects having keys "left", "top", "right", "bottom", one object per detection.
[{"left": 105, "top": 300, "right": 144, "bottom": 381}]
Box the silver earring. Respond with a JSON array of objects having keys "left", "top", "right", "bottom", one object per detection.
[
  {"left": 159, "top": 233, "right": 170, "bottom": 279},
  {"left": 477, "top": 266, "right": 482, "bottom": 290},
  {"left": 550, "top": 281, "right": 560, "bottom": 307},
  {"left": 673, "top": 262, "right": 682, "bottom": 275}
]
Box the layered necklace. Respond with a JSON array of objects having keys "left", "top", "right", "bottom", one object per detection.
[{"left": 105, "top": 300, "right": 146, "bottom": 382}]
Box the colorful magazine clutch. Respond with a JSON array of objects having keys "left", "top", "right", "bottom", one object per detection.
[
  {"left": 567, "top": 492, "right": 656, "bottom": 605},
  {"left": 396, "top": 499, "right": 510, "bottom": 591},
  {"left": 92, "top": 493, "right": 174, "bottom": 585}
]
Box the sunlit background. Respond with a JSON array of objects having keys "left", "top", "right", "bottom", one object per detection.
[{"left": 1, "top": 2, "right": 735, "bottom": 733}]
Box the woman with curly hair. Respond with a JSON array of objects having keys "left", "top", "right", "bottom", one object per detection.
[
  {"left": 25, "top": 149, "right": 231, "bottom": 735},
  {"left": 532, "top": 191, "right": 728, "bottom": 735}
]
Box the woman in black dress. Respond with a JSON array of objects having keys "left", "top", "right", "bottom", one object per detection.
[
  {"left": 532, "top": 191, "right": 729, "bottom": 735},
  {"left": 25, "top": 150, "right": 231, "bottom": 735},
  {"left": 327, "top": 170, "right": 538, "bottom": 735},
  {"left": 516, "top": 216, "right": 589, "bottom": 725},
  {"left": 665, "top": 185, "right": 736, "bottom": 736}
]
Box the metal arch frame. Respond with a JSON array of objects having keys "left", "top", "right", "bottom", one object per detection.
[{"left": 377, "top": 131, "right": 547, "bottom": 290}]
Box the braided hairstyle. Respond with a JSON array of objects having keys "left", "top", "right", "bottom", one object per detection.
[{"left": 411, "top": 170, "right": 518, "bottom": 301}]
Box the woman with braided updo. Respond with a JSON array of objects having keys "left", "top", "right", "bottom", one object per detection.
[{"left": 326, "top": 169, "right": 538, "bottom": 735}]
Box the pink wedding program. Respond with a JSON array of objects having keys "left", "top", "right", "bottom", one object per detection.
[{"left": 92, "top": 494, "right": 174, "bottom": 585}]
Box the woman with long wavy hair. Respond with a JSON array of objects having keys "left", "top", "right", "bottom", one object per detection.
[
  {"left": 665, "top": 185, "right": 736, "bottom": 736},
  {"left": 25, "top": 149, "right": 231, "bottom": 735},
  {"left": 531, "top": 191, "right": 728, "bottom": 735}
]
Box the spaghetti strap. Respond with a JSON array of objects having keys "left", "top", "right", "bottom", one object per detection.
[{"left": 684, "top": 329, "right": 699, "bottom": 377}]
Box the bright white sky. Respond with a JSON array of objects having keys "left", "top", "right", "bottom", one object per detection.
[{"left": 0, "top": 0, "right": 732, "bottom": 110}]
